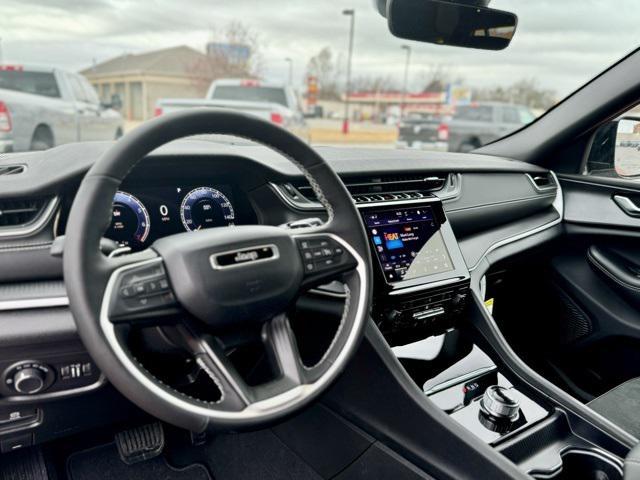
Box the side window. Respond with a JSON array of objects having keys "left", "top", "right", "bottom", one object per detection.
[
  {"left": 586, "top": 105, "right": 640, "bottom": 178},
  {"left": 79, "top": 76, "right": 100, "bottom": 105},
  {"left": 518, "top": 108, "right": 535, "bottom": 124},
  {"left": 455, "top": 106, "right": 492, "bottom": 122},
  {"left": 501, "top": 107, "right": 520, "bottom": 124},
  {"left": 67, "top": 74, "right": 88, "bottom": 103}
]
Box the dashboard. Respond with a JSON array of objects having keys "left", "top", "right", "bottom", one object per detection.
[{"left": 0, "top": 140, "right": 563, "bottom": 449}]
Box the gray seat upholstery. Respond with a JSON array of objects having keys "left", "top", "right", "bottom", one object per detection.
[{"left": 589, "top": 377, "right": 640, "bottom": 440}]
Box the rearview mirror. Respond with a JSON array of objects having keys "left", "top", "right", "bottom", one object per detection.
[{"left": 387, "top": 0, "right": 518, "bottom": 51}]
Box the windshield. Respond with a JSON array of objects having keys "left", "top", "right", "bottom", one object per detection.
[{"left": 2, "top": 0, "right": 638, "bottom": 153}]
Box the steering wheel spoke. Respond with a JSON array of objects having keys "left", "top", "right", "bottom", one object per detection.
[
  {"left": 170, "top": 324, "right": 251, "bottom": 412},
  {"left": 291, "top": 231, "right": 359, "bottom": 288},
  {"left": 103, "top": 252, "right": 181, "bottom": 324},
  {"left": 261, "top": 313, "right": 307, "bottom": 388}
]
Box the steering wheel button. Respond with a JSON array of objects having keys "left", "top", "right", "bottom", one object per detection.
[
  {"left": 134, "top": 284, "right": 146, "bottom": 295},
  {"left": 120, "top": 286, "right": 134, "bottom": 298},
  {"left": 304, "top": 262, "right": 315, "bottom": 272},
  {"left": 312, "top": 249, "right": 323, "bottom": 258}
]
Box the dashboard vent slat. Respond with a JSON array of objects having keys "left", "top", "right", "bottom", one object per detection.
[
  {"left": 528, "top": 172, "right": 556, "bottom": 191},
  {"left": 293, "top": 173, "right": 449, "bottom": 205},
  {"left": 0, "top": 198, "right": 48, "bottom": 227}
]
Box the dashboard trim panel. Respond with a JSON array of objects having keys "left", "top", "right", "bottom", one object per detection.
[{"left": 0, "top": 296, "right": 69, "bottom": 311}]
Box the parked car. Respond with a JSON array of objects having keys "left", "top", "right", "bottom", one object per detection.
[
  {"left": 0, "top": 65, "right": 123, "bottom": 152},
  {"left": 398, "top": 102, "right": 535, "bottom": 153},
  {"left": 155, "top": 78, "right": 308, "bottom": 137}
]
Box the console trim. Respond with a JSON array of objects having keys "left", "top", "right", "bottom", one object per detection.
[{"left": 425, "top": 365, "right": 498, "bottom": 395}]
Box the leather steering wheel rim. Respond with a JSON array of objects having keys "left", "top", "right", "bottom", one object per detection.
[{"left": 63, "top": 109, "right": 372, "bottom": 432}]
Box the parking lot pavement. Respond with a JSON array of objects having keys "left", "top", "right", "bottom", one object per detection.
[{"left": 615, "top": 146, "right": 640, "bottom": 177}]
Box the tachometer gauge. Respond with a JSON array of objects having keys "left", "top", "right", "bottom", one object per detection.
[
  {"left": 180, "top": 187, "right": 235, "bottom": 232},
  {"left": 105, "top": 191, "right": 151, "bottom": 248}
]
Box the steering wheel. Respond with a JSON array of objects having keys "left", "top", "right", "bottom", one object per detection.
[{"left": 63, "top": 110, "right": 372, "bottom": 432}]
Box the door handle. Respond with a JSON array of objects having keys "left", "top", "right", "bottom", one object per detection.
[{"left": 613, "top": 195, "right": 640, "bottom": 217}]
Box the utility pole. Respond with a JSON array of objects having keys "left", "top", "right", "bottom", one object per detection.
[
  {"left": 342, "top": 9, "right": 355, "bottom": 134},
  {"left": 285, "top": 57, "right": 293, "bottom": 85},
  {"left": 400, "top": 45, "right": 411, "bottom": 121}
]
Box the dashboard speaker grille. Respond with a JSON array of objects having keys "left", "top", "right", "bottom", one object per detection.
[{"left": 552, "top": 283, "right": 592, "bottom": 345}]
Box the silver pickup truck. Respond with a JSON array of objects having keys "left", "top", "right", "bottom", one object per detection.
[
  {"left": 0, "top": 65, "right": 124, "bottom": 152},
  {"left": 155, "top": 78, "right": 308, "bottom": 138}
]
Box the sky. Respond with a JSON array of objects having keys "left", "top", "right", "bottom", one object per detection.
[{"left": 2, "top": 0, "right": 640, "bottom": 103}]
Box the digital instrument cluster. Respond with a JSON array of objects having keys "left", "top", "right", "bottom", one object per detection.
[{"left": 105, "top": 184, "right": 237, "bottom": 250}]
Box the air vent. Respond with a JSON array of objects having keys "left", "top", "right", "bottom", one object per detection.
[
  {"left": 0, "top": 164, "right": 26, "bottom": 176},
  {"left": 527, "top": 173, "right": 556, "bottom": 191},
  {"left": 294, "top": 174, "right": 449, "bottom": 205},
  {"left": 0, "top": 197, "right": 48, "bottom": 227}
]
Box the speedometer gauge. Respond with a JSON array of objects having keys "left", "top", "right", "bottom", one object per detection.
[
  {"left": 180, "top": 187, "right": 235, "bottom": 232},
  {"left": 106, "top": 191, "right": 151, "bottom": 248}
]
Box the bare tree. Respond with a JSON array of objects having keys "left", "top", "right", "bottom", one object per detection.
[
  {"left": 351, "top": 74, "right": 399, "bottom": 92},
  {"left": 187, "top": 21, "right": 264, "bottom": 92},
  {"left": 418, "top": 64, "right": 455, "bottom": 92},
  {"left": 473, "top": 78, "right": 556, "bottom": 110},
  {"left": 305, "top": 47, "right": 341, "bottom": 100}
]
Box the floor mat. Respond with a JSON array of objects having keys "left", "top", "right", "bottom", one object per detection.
[
  {"left": 67, "top": 443, "right": 210, "bottom": 480},
  {"left": 197, "top": 430, "right": 322, "bottom": 480}
]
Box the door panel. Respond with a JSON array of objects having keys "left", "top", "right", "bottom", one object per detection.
[{"left": 547, "top": 173, "right": 640, "bottom": 398}]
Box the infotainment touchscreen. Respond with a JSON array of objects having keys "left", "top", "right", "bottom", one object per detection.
[{"left": 362, "top": 206, "right": 454, "bottom": 283}]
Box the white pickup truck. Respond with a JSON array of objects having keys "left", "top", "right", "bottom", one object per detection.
[
  {"left": 155, "top": 79, "right": 307, "bottom": 136},
  {"left": 0, "top": 65, "right": 124, "bottom": 152}
]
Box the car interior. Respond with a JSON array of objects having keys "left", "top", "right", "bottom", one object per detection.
[{"left": 3, "top": 1, "right": 640, "bottom": 479}]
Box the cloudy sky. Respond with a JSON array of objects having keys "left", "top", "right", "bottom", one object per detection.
[{"left": 2, "top": 0, "right": 640, "bottom": 102}]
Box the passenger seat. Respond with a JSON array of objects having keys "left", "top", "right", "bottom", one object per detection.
[{"left": 588, "top": 377, "right": 640, "bottom": 439}]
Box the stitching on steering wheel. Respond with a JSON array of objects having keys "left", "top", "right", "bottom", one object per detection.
[{"left": 303, "top": 284, "right": 351, "bottom": 371}]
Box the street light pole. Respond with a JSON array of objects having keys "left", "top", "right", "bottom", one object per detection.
[
  {"left": 400, "top": 45, "right": 411, "bottom": 121},
  {"left": 342, "top": 9, "right": 355, "bottom": 134},
  {"left": 285, "top": 57, "right": 293, "bottom": 85}
]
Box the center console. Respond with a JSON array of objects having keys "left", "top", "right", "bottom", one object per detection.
[
  {"left": 359, "top": 196, "right": 470, "bottom": 346},
  {"left": 358, "top": 196, "right": 628, "bottom": 480}
]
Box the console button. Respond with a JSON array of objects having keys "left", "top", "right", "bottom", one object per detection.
[{"left": 0, "top": 408, "right": 37, "bottom": 425}]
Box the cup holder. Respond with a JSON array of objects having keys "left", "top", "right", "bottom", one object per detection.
[{"left": 531, "top": 448, "right": 623, "bottom": 480}]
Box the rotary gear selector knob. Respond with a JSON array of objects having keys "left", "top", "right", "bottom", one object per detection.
[{"left": 480, "top": 385, "right": 520, "bottom": 421}]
